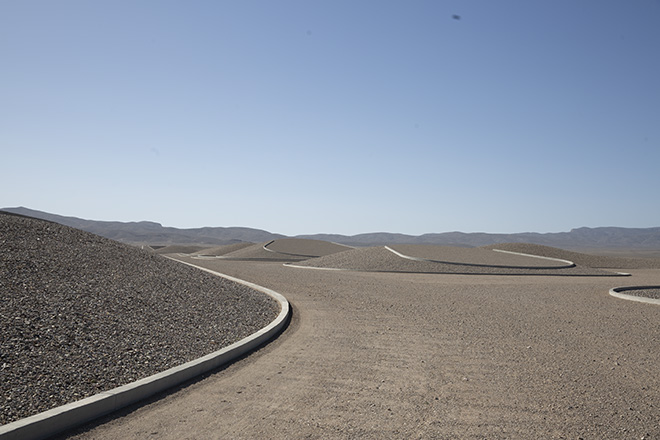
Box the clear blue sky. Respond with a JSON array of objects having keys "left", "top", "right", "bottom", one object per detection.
[{"left": 2, "top": 1, "right": 659, "bottom": 236}]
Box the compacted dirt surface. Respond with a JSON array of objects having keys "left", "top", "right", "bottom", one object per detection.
[{"left": 61, "top": 256, "right": 660, "bottom": 439}]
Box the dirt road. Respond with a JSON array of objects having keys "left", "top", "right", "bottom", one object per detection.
[{"left": 63, "top": 258, "right": 660, "bottom": 439}]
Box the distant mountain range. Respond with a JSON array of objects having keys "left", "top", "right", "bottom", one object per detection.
[{"left": 3, "top": 206, "right": 660, "bottom": 250}]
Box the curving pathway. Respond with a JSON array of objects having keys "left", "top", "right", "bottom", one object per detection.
[{"left": 61, "top": 258, "right": 660, "bottom": 439}]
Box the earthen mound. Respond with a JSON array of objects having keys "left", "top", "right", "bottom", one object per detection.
[
  {"left": 191, "top": 242, "right": 254, "bottom": 256},
  {"left": 482, "top": 243, "right": 660, "bottom": 269},
  {"left": 264, "top": 238, "right": 353, "bottom": 258}
]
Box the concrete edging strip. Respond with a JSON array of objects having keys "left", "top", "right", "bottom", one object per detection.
[
  {"left": 0, "top": 260, "right": 290, "bottom": 440},
  {"left": 609, "top": 286, "right": 660, "bottom": 305}
]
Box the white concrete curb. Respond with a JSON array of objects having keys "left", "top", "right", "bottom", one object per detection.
[
  {"left": 0, "top": 261, "right": 290, "bottom": 440},
  {"left": 609, "top": 286, "right": 660, "bottom": 305}
]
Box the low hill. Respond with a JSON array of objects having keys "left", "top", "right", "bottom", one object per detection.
[{"left": 0, "top": 211, "right": 278, "bottom": 424}]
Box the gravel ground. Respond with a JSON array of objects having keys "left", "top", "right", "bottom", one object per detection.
[
  {"left": 483, "top": 243, "right": 660, "bottom": 269},
  {"left": 0, "top": 212, "right": 279, "bottom": 425},
  {"left": 294, "top": 246, "right": 622, "bottom": 276}
]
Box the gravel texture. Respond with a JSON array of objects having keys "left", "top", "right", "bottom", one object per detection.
[
  {"left": 293, "top": 246, "right": 621, "bottom": 276},
  {"left": 0, "top": 212, "right": 279, "bottom": 425},
  {"left": 617, "top": 287, "right": 660, "bottom": 300}
]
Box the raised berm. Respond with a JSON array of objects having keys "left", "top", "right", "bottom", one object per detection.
[
  {"left": 214, "top": 238, "right": 353, "bottom": 262},
  {"left": 291, "top": 244, "right": 635, "bottom": 276},
  {"left": 388, "top": 244, "right": 571, "bottom": 268},
  {"left": 482, "top": 243, "right": 660, "bottom": 269},
  {"left": 265, "top": 238, "right": 353, "bottom": 258}
]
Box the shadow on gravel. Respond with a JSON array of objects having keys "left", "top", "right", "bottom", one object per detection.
[{"left": 51, "top": 304, "right": 297, "bottom": 440}]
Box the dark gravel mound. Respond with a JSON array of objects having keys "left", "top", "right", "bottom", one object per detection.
[
  {"left": 0, "top": 212, "right": 279, "bottom": 425},
  {"left": 292, "top": 246, "right": 619, "bottom": 276},
  {"left": 627, "top": 288, "right": 660, "bottom": 299},
  {"left": 483, "top": 243, "right": 660, "bottom": 269}
]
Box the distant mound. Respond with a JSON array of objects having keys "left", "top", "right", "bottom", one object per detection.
[
  {"left": 191, "top": 242, "right": 254, "bottom": 256},
  {"left": 219, "top": 242, "right": 308, "bottom": 261},
  {"left": 0, "top": 211, "right": 278, "bottom": 424},
  {"left": 482, "top": 243, "right": 660, "bottom": 269},
  {"left": 264, "top": 238, "right": 353, "bottom": 258},
  {"left": 388, "top": 244, "right": 572, "bottom": 268},
  {"left": 290, "top": 245, "right": 620, "bottom": 276},
  {"left": 214, "top": 239, "right": 351, "bottom": 262}
]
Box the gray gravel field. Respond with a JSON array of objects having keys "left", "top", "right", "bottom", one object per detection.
[{"left": 0, "top": 212, "right": 279, "bottom": 425}]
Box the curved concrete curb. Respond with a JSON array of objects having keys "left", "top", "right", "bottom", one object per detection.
[
  {"left": 0, "top": 261, "right": 290, "bottom": 440},
  {"left": 609, "top": 286, "right": 660, "bottom": 305},
  {"left": 385, "top": 246, "right": 576, "bottom": 270},
  {"left": 491, "top": 249, "right": 575, "bottom": 267}
]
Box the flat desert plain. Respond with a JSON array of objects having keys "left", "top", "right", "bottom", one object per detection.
[{"left": 63, "top": 248, "right": 660, "bottom": 440}]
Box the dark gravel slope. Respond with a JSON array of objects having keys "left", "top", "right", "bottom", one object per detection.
[{"left": 0, "top": 212, "right": 279, "bottom": 425}]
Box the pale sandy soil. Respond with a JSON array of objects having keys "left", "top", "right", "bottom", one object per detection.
[{"left": 62, "top": 257, "right": 660, "bottom": 440}]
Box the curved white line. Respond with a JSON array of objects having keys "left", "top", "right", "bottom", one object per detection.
[
  {"left": 609, "top": 286, "right": 660, "bottom": 305},
  {"left": 0, "top": 260, "right": 290, "bottom": 440}
]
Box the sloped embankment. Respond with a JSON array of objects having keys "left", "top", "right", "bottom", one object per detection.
[
  {"left": 482, "top": 243, "right": 660, "bottom": 269},
  {"left": 0, "top": 212, "right": 279, "bottom": 425}
]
